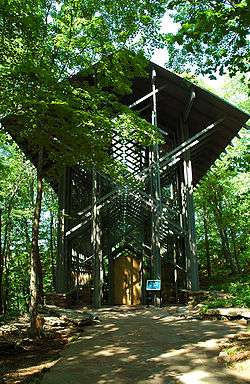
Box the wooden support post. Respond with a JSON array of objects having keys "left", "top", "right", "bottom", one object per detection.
[
  {"left": 107, "top": 242, "right": 114, "bottom": 306},
  {"left": 173, "top": 239, "right": 178, "bottom": 302},
  {"left": 56, "top": 167, "right": 72, "bottom": 293},
  {"left": 141, "top": 251, "right": 145, "bottom": 305},
  {"left": 150, "top": 69, "right": 161, "bottom": 305},
  {"left": 76, "top": 251, "right": 80, "bottom": 302},
  {"left": 141, "top": 232, "right": 149, "bottom": 305},
  {"left": 151, "top": 202, "right": 161, "bottom": 281},
  {"left": 92, "top": 170, "right": 103, "bottom": 308},
  {"left": 174, "top": 164, "right": 188, "bottom": 293},
  {"left": 180, "top": 119, "right": 199, "bottom": 291}
]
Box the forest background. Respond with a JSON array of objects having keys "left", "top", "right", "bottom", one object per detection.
[{"left": 0, "top": 0, "right": 249, "bottom": 317}]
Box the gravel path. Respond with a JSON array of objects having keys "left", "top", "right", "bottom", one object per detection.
[{"left": 40, "top": 306, "right": 249, "bottom": 384}]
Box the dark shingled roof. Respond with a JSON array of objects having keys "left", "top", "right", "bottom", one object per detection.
[
  {"left": 121, "top": 62, "right": 249, "bottom": 185},
  {"left": 2, "top": 61, "right": 249, "bottom": 186}
]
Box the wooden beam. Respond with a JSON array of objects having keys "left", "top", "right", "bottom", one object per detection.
[
  {"left": 180, "top": 118, "right": 199, "bottom": 291},
  {"left": 150, "top": 70, "right": 161, "bottom": 303},
  {"left": 129, "top": 84, "right": 167, "bottom": 109},
  {"left": 183, "top": 89, "right": 196, "bottom": 122},
  {"left": 56, "top": 167, "right": 72, "bottom": 293},
  {"left": 92, "top": 170, "right": 103, "bottom": 308}
]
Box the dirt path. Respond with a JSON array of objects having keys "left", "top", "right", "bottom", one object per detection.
[{"left": 40, "top": 306, "right": 249, "bottom": 384}]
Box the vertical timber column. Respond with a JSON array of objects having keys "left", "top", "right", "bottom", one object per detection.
[
  {"left": 180, "top": 118, "right": 199, "bottom": 291},
  {"left": 92, "top": 170, "right": 103, "bottom": 308},
  {"left": 108, "top": 247, "right": 114, "bottom": 306},
  {"left": 150, "top": 69, "right": 161, "bottom": 285},
  {"left": 175, "top": 165, "right": 186, "bottom": 291},
  {"left": 141, "top": 226, "right": 149, "bottom": 305},
  {"left": 106, "top": 224, "right": 114, "bottom": 306},
  {"left": 56, "top": 167, "right": 72, "bottom": 293}
]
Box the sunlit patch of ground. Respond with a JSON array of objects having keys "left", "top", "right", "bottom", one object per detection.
[
  {"left": 39, "top": 306, "right": 250, "bottom": 384},
  {"left": 229, "top": 359, "right": 250, "bottom": 381},
  {"left": 3, "top": 360, "right": 59, "bottom": 384},
  {"left": 1, "top": 306, "right": 249, "bottom": 384}
]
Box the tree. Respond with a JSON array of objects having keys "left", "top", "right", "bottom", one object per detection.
[
  {"left": 0, "top": 1, "right": 165, "bottom": 176},
  {"left": 0, "top": 1, "right": 166, "bottom": 111},
  {"left": 195, "top": 76, "right": 249, "bottom": 283},
  {"left": 194, "top": 73, "right": 249, "bottom": 282},
  {"left": 0, "top": 132, "right": 36, "bottom": 314},
  {"left": 195, "top": 133, "right": 250, "bottom": 280},
  {"left": 165, "top": 0, "right": 250, "bottom": 80},
  {"left": 0, "top": 131, "right": 59, "bottom": 316},
  {"left": 29, "top": 149, "right": 44, "bottom": 336},
  {"left": 217, "top": 74, "right": 250, "bottom": 112},
  {"left": 0, "top": 1, "right": 167, "bottom": 325}
]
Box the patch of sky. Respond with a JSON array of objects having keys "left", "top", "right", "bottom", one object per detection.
[
  {"left": 151, "top": 12, "right": 226, "bottom": 90},
  {"left": 151, "top": 13, "right": 179, "bottom": 68}
]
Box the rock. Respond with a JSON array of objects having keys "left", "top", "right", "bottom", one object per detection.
[
  {"left": 41, "top": 306, "right": 98, "bottom": 334},
  {"left": 241, "top": 310, "right": 250, "bottom": 319},
  {"left": 206, "top": 308, "right": 250, "bottom": 320},
  {"left": 194, "top": 303, "right": 205, "bottom": 309},
  {"left": 229, "top": 351, "right": 250, "bottom": 362},
  {"left": 206, "top": 309, "right": 221, "bottom": 316},
  {"left": 217, "top": 351, "right": 230, "bottom": 363},
  {"left": 44, "top": 316, "right": 68, "bottom": 327},
  {"left": 180, "top": 289, "right": 211, "bottom": 305},
  {"left": 236, "top": 319, "right": 248, "bottom": 326}
]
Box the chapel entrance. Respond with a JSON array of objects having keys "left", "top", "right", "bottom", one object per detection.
[{"left": 113, "top": 255, "right": 141, "bottom": 305}]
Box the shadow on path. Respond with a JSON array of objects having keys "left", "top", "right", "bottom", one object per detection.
[{"left": 40, "top": 306, "right": 250, "bottom": 384}]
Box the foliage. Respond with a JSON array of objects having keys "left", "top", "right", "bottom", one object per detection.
[
  {"left": 216, "top": 74, "right": 250, "bottom": 113},
  {"left": 0, "top": 1, "right": 249, "bottom": 316},
  {"left": 0, "top": 132, "right": 57, "bottom": 315},
  {"left": 194, "top": 75, "right": 250, "bottom": 288},
  {"left": 0, "top": 1, "right": 168, "bottom": 317},
  {"left": 165, "top": 0, "right": 250, "bottom": 81},
  {"left": 195, "top": 130, "right": 250, "bottom": 279},
  {"left": 0, "top": 0, "right": 167, "bottom": 177},
  {"left": 203, "top": 276, "right": 250, "bottom": 308}
]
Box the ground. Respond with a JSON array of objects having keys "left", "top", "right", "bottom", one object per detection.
[
  {"left": 1, "top": 306, "right": 249, "bottom": 384},
  {"left": 39, "top": 306, "right": 250, "bottom": 384}
]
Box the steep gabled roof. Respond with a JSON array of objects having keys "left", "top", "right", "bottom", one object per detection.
[
  {"left": 2, "top": 61, "right": 249, "bottom": 186},
  {"left": 121, "top": 62, "right": 249, "bottom": 185}
]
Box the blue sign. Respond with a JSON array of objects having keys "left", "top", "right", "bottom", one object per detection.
[{"left": 146, "top": 280, "right": 161, "bottom": 291}]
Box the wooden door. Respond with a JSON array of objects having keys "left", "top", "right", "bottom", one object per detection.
[{"left": 113, "top": 255, "right": 141, "bottom": 305}]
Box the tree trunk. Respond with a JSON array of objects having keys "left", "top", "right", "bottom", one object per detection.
[
  {"left": 29, "top": 149, "right": 44, "bottom": 338},
  {"left": 217, "top": 220, "right": 237, "bottom": 274},
  {"left": 37, "top": 251, "right": 44, "bottom": 304},
  {"left": 224, "top": 227, "right": 238, "bottom": 273},
  {"left": 0, "top": 182, "right": 21, "bottom": 314},
  {"left": 3, "top": 230, "right": 12, "bottom": 315},
  {"left": 229, "top": 227, "right": 241, "bottom": 273},
  {"left": 211, "top": 191, "right": 237, "bottom": 274},
  {"left": 23, "top": 218, "right": 31, "bottom": 252},
  {"left": 49, "top": 211, "right": 56, "bottom": 290},
  {"left": 202, "top": 204, "right": 211, "bottom": 279},
  {"left": 1, "top": 215, "right": 13, "bottom": 316},
  {"left": 0, "top": 209, "right": 3, "bottom": 314}
]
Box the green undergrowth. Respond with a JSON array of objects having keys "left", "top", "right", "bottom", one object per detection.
[
  {"left": 203, "top": 276, "right": 250, "bottom": 309},
  {"left": 224, "top": 346, "right": 245, "bottom": 356}
]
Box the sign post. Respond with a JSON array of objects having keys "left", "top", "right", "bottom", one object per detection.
[{"left": 146, "top": 280, "right": 161, "bottom": 307}]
